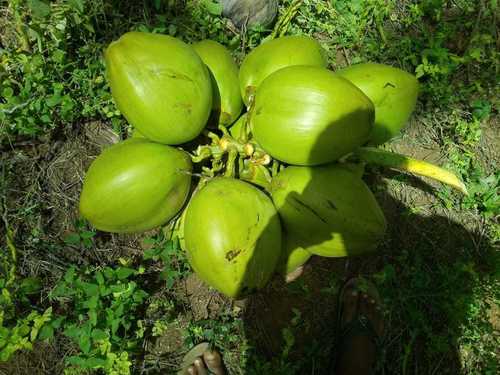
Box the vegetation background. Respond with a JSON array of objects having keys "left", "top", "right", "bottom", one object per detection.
[{"left": 0, "top": 0, "right": 498, "bottom": 374}]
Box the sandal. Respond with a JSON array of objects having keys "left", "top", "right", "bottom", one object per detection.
[{"left": 332, "top": 277, "right": 384, "bottom": 371}]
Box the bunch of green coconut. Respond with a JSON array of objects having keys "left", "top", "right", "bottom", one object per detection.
[{"left": 79, "top": 32, "right": 467, "bottom": 298}]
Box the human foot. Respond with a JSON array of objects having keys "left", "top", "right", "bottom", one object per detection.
[
  {"left": 335, "top": 278, "right": 385, "bottom": 375},
  {"left": 285, "top": 264, "right": 305, "bottom": 283},
  {"left": 181, "top": 343, "right": 225, "bottom": 375}
]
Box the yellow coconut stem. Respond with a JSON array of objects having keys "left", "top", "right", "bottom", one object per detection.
[{"left": 355, "top": 147, "right": 468, "bottom": 195}]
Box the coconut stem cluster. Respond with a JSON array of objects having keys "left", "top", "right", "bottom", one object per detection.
[{"left": 189, "top": 127, "right": 273, "bottom": 180}]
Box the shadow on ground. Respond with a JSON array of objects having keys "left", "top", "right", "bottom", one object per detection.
[
  {"left": 235, "top": 106, "right": 496, "bottom": 374},
  {"left": 240, "top": 176, "right": 496, "bottom": 374}
]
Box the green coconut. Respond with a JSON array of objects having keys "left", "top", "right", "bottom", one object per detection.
[
  {"left": 79, "top": 139, "right": 192, "bottom": 233},
  {"left": 131, "top": 127, "right": 146, "bottom": 139},
  {"left": 251, "top": 66, "right": 374, "bottom": 166},
  {"left": 239, "top": 35, "right": 327, "bottom": 106},
  {"left": 192, "top": 40, "right": 243, "bottom": 126},
  {"left": 271, "top": 164, "right": 386, "bottom": 257},
  {"left": 336, "top": 62, "right": 419, "bottom": 145},
  {"left": 184, "top": 178, "right": 282, "bottom": 298},
  {"left": 105, "top": 32, "right": 212, "bottom": 145}
]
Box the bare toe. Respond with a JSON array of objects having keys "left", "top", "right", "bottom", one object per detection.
[
  {"left": 286, "top": 265, "right": 304, "bottom": 283},
  {"left": 359, "top": 293, "right": 371, "bottom": 317},
  {"left": 373, "top": 303, "right": 385, "bottom": 337},
  {"left": 341, "top": 284, "right": 360, "bottom": 326},
  {"left": 186, "top": 365, "right": 197, "bottom": 375},
  {"left": 203, "top": 350, "right": 225, "bottom": 375},
  {"left": 358, "top": 287, "right": 384, "bottom": 335},
  {"left": 335, "top": 279, "right": 384, "bottom": 375},
  {"left": 193, "top": 357, "right": 207, "bottom": 375}
]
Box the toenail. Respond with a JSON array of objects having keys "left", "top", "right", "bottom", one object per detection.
[
  {"left": 351, "top": 291, "right": 358, "bottom": 296},
  {"left": 363, "top": 293, "right": 368, "bottom": 299},
  {"left": 194, "top": 358, "right": 203, "bottom": 366},
  {"left": 370, "top": 299, "right": 375, "bottom": 304}
]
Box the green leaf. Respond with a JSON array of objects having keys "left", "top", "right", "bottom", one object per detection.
[
  {"left": 116, "top": 267, "right": 135, "bottom": 280},
  {"left": 82, "top": 282, "right": 99, "bottom": 297},
  {"left": 46, "top": 94, "right": 62, "bottom": 107},
  {"left": 91, "top": 328, "right": 108, "bottom": 341},
  {"left": 103, "top": 267, "right": 114, "bottom": 280},
  {"left": 80, "top": 231, "right": 95, "bottom": 240},
  {"left": 81, "top": 357, "right": 107, "bottom": 369},
  {"left": 64, "top": 325, "right": 81, "bottom": 339},
  {"left": 79, "top": 334, "right": 91, "bottom": 354},
  {"left": 110, "top": 284, "right": 127, "bottom": 295},
  {"left": 2, "top": 87, "right": 14, "bottom": 98},
  {"left": 95, "top": 271, "right": 104, "bottom": 285},
  {"left": 202, "top": 0, "right": 223, "bottom": 15},
  {"left": 66, "top": 355, "right": 86, "bottom": 367},
  {"left": 133, "top": 290, "right": 148, "bottom": 302},
  {"left": 82, "top": 238, "right": 93, "bottom": 248},
  {"left": 99, "top": 286, "right": 111, "bottom": 297},
  {"left": 88, "top": 309, "right": 97, "bottom": 326},
  {"left": 27, "top": 0, "right": 51, "bottom": 18},
  {"left": 67, "top": 0, "right": 84, "bottom": 13},
  {"left": 143, "top": 247, "right": 161, "bottom": 260},
  {"left": 111, "top": 319, "right": 120, "bottom": 335},
  {"left": 51, "top": 284, "right": 73, "bottom": 299},
  {"left": 52, "top": 316, "right": 65, "bottom": 329},
  {"left": 160, "top": 248, "right": 171, "bottom": 262},
  {"left": 115, "top": 303, "right": 125, "bottom": 318},
  {"left": 51, "top": 49, "right": 65, "bottom": 64},
  {"left": 20, "top": 277, "right": 42, "bottom": 294},
  {"left": 64, "top": 267, "right": 76, "bottom": 283},
  {"left": 83, "top": 295, "right": 99, "bottom": 310},
  {"left": 471, "top": 99, "right": 492, "bottom": 121},
  {"left": 30, "top": 308, "right": 52, "bottom": 341},
  {"left": 63, "top": 232, "right": 80, "bottom": 245},
  {"left": 38, "top": 324, "right": 54, "bottom": 340}
]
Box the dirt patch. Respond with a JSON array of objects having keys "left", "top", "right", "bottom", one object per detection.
[
  {"left": 0, "top": 341, "right": 67, "bottom": 375},
  {"left": 480, "top": 118, "right": 500, "bottom": 173},
  {"left": 45, "top": 122, "right": 120, "bottom": 236},
  {"left": 182, "top": 273, "right": 231, "bottom": 320},
  {"left": 242, "top": 257, "right": 347, "bottom": 362},
  {"left": 1, "top": 122, "right": 148, "bottom": 276}
]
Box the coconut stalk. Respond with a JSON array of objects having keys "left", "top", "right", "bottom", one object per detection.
[{"left": 354, "top": 147, "right": 468, "bottom": 195}]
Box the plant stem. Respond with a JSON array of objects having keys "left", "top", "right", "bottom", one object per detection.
[
  {"left": 239, "top": 161, "right": 273, "bottom": 192},
  {"left": 270, "top": 0, "right": 304, "bottom": 39},
  {"left": 10, "top": 0, "right": 31, "bottom": 52}
]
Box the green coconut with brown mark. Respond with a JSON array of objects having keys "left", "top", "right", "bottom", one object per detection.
[
  {"left": 336, "top": 62, "right": 419, "bottom": 145},
  {"left": 105, "top": 31, "right": 212, "bottom": 144},
  {"left": 271, "top": 164, "right": 386, "bottom": 257},
  {"left": 184, "top": 178, "right": 282, "bottom": 298},
  {"left": 239, "top": 35, "right": 327, "bottom": 106}
]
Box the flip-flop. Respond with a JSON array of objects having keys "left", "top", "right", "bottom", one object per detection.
[{"left": 332, "top": 277, "right": 384, "bottom": 369}]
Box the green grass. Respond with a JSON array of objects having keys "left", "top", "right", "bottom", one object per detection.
[{"left": 1, "top": 0, "right": 498, "bottom": 374}]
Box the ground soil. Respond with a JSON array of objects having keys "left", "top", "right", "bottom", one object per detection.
[{"left": 1, "top": 115, "right": 497, "bottom": 374}]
